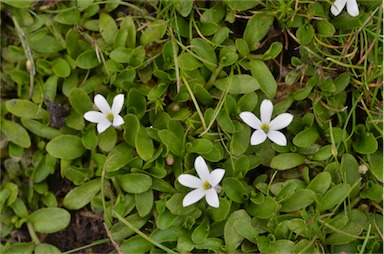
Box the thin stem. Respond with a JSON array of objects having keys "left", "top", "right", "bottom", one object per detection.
[
  {"left": 182, "top": 75, "right": 207, "bottom": 130},
  {"left": 26, "top": 222, "right": 41, "bottom": 245},
  {"left": 112, "top": 210, "right": 178, "bottom": 254},
  {"left": 62, "top": 239, "right": 110, "bottom": 254}
]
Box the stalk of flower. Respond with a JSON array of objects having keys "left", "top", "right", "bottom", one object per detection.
[
  {"left": 84, "top": 94, "right": 125, "bottom": 134},
  {"left": 330, "top": 0, "right": 359, "bottom": 17},
  {"left": 178, "top": 156, "right": 225, "bottom": 208},
  {"left": 239, "top": 99, "right": 293, "bottom": 146}
]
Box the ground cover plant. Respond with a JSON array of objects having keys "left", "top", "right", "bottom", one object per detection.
[{"left": 0, "top": 0, "right": 383, "bottom": 253}]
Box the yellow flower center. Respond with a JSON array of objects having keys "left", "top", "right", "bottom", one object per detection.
[
  {"left": 202, "top": 181, "right": 211, "bottom": 190},
  {"left": 261, "top": 123, "right": 270, "bottom": 133},
  {"left": 106, "top": 112, "right": 114, "bottom": 122}
]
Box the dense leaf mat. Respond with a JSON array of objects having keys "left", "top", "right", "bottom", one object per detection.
[{"left": 1, "top": 0, "right": 382, "bottom": 253}]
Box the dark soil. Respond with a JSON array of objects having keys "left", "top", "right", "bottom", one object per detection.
[{"left": 43, "top": 208, "right": 115, "bottom": 253}]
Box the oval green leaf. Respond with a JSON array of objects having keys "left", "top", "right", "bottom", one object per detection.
[
  {"left": 118, "top": 173, "right": 152, "bottom": 194},
  {"left": 63, "top": 178, "right": 101, "bottom": 210},
  {"left": 270, "top": 153, "right": 306, "bottom": 170},
  {"left": 28, "top": 208, "right": 70, "bottom": 233},
  {"left": 46, "top": 135, "right": 86, "bottom": 160},
  {"left": 214, "top": 74, "right": 260, "bottom": 94}
]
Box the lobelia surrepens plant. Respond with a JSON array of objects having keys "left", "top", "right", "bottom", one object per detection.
[{"left": 1, "top": 0, "right": 382, "bottom": 253}]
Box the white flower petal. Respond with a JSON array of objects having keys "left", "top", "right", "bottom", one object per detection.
[
  {"left": 97, "top": 119, "right": 112, "bottom": 133},
  {"left": 267, "top": 130, "right": 288, "bottom": 146},
  {"left": 94, "top": 94, "right": 111, "bottom": 114},
  {"left": 205, "top": 188, "right": 220, "bottom": 208},
  {"left": 269, "top": 113, "right": 293, "bottom": 131},
  {"left": 208, "top": 169, "right": 225, "bottom": 188},
  {"left": 260, "top": 99, "right": 273, "bottom": 124},
  {"left": 182, "top": 188, "right": 205, "bottom": 207},
  {"left": 113, "top": 114, "right": 125, "bottom": 127},
  {"left": 84, "top": 111, "right": 106, "bottom": 123},
  {"left": 239, "top": 112, "right": 262, "bottom": 129},
  {"left": 194, "top": 156, "right": 210, "bottom": 182},
  {"left": 111, "top": 94, "right": 124, "bottom": 114},
  {"left": 250, "top": 130, "right": 267, "bottom": 145},
  {"left": 346, "top": 0, "right": 359, "bottom": 17},
  {"left": 178, "top": 174, "right": 203, "bottom": 189},
  {"left": 331, "top": 0, "right": 346, "bottom": 16}
]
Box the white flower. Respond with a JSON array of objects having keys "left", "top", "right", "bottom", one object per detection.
[
  {"left": 330, "top": 0, "right": 359, "bottom": 17},
  {"left": 239, "top": 99, "right": 293, "bottom": 146},
  {"left": 178, "top": 156, "right": 225, "bottom": 208},
  {"left": 84, "top": 94, "right": 125, "bottom": 133}
]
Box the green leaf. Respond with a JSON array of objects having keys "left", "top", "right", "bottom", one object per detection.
[
  {"left": 2, "top": 0, "right": 34, "bottom": 8},
  {"left": 267, "top": 240, "right": 295, "bottom": 253},
  {"left": 99, "top": 12, "right": 118, "bottom": 45},
  {"left": 368, "top": 150, "right": 383, "bottom": 182},
  {"left": 140, "top": 20, "right": 168, "bottom": 46},
  {"left": 247, "top": 196, "right": 279, "bottom": 219},
  {"left": 334, "top": 73, "right": 350, "bottom": 94},
  {"left": 135, "top": 190, "right": 154, "bottom": 217},
  {"left": 34, "top": 243, "right": 61, "bottom": 254},
  {"left": 123, "top": 114, "right": 140, "bottom": 146},
  {"left": 207, "top": 198, "right": 230, "bottom": 222},
  {"left": 307, "top": 172, "right": 332, "bottom": 195},
  {"left": 237, "top": 92, "right": 258, "bottom": 112},
  {"left": 2, "top": 243, "right": 34, "bottom": 254},
  {"left": 174, "top": 0, "right": 193, "bottom": 17},
  {"left": 82, "top": 127, "right": 98, "bottom": 150},
  {"left": 234, "top": 218, "right": 259, "bottom": 243},
  {"left": 105, "top": 143, "right": 135, "bottom": 172},
  {"left": 158, "top": 129, "right": 183, "bottom": 157},
  {"left": 191, "top": 38, "right": 217, "bottom": 71},
  {"left": 6, "top": 99, "right": 48, "bottom": 119},
  {"left": 225, "top": 0, "right": 258, "bottom": 11},
  {"left": 52, "top": 58, "right": 71, "bottom": 78},
  {"left": 46, "top": 135, "right": 86, "bottom": 160},
  {"left": 296, "top": 23, "right": 314, "bottom": 45},
  {"left": 214, "top": 74, "right": 260, "bottom": 94},
  {"left": 110, "top": 47, "right": 132, "bottom": 63},
  {"left": 188, "top": 139, "right": 214, "bottom": 154},
  {"left": 54, "top": 9, "right": 80, "bottom": 25},
  {"left": 28, "top": 208, "right": 70, "bottom": 233},
  {"left": 280, "top": 189, "right": 316, "bottom": 212},
  {"left": 262, "top": 41, "right": 283, "bottom": 60},
  {"left": 201, "top": 2, "right": 225, "bottom": 23},
  {"left": 212, "top": 27, "right": 230, "bottom": 45},
  {"left": 270, "top": 153, "right": 306, "bottom": 170},
  {"left": 320, "top": 183, "right": 350, "bottom": 212},
  {"left": 316, "top": 20, "right": 335, "bottom": 37},
  {"left": 120, "top": 235, "right": 153, "bottom": 253},
  {"left": 249, "top": 60, "right": 277, "bottom": 98},
  {"left": 135, "top": 127, "right": 154, "bottom": 161},
  {"left": 230, "top": 126, "right": 251, "bottom": 157},
  {"left": 28, "top": 35, "right": 64, "bottom": 53},
  {"left": 166, "top": 193, "right": 196, "bottom": 215},
  {"left": 126, "top": 89, "right": 146, "bottom": 119},
  {"left": 63, "top": 178, "right": 101, "bottom": 210},
  {"left": 293, "top": 126, "right": 319, "bottom": 147},
  {"left": 44, "top": 75, "right": 59, "bottom": 102},
  {"left": 69, "top": 88, "right": 93, "bottom": 115},
  {"left": 76, "top": 50, "right": 100, "bottom": 69},
  {"left": 178, "top": 53, "right": 203, "bottom": 71},
  {"left": 224, "top": 210, "right": 250, "bottom": 252},
  {"left": 118, "top": 173, "right": 152, "bottom": 194},
  {"left": 1, "top": 119, "right": 31, "bottom": 148},
  {"left": 353, "top": 132, "right": 378, "bottom": 154},
  {"left": 192, "top": 222, "right": 210, "bottom": 244},
  {"left": 98, "top": 127, "right": 117, "bottom": 152},
  {"left": 120, "top": 16, "right": 136, "bottom": 48},
  {"left": 223, "top": 178, "right": 247, "bottom": 203},
  {"left": 243, "top": 13, "right": 274, "bottom": 51}
]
